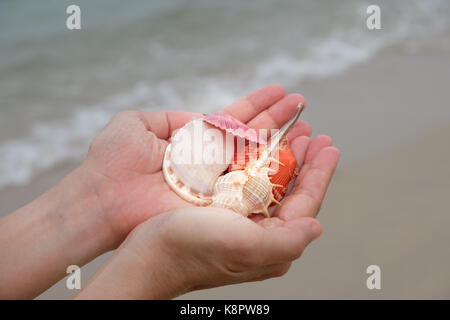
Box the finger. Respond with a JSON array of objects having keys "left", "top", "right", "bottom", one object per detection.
[
  {"left": 246, "top": 93, "right": 306, "bottom": 132},
  {"left": 276, "top": 146, "right": 340, "bottom": 221},
  {"left": 304, "top": 135, "right": 333, "bottom": 164},
  {"left": 270, "top": 135, "right": 309, "bottom": 219},
  {"left": 289, "top": 135, "right": 310, "bottom": 168},
  {"left": 297, "top": 135, "right": 333, "bottom": 181},
  {"left": 257, "top": 217, "right": 322, "bottom": 264},
  {"left": 222, "top": 84, "right": 285, "bottom": 124},
  {"left": 139, "top": 110, "right": 202, "bottom": 140}
]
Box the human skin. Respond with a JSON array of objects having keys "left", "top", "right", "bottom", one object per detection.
[
  {"left": 0, "top": 85, "right": 339, "bottom": 299},
  {"left": 76, "top": 138, "right": 339, "bottom": 299}
]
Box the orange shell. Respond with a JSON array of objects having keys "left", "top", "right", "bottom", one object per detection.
[
  {"left": 269, "top": 139, "right": 298, "bottom": 201},
  {"left": 228, "top": 138, "right": 298, "bottom": 201}
]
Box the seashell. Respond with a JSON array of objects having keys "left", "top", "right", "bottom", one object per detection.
[
  {"left": 228, "top": 138, "right": 299, "bottom": 202},
  {"left": 211, "top": 103, "right": 304, "bottom": 217},
  {"left": 204, "top": 112, "right": 267, "bottom": 144},
  {"left": 163, "top": 118, "right": 234, "bottom": 205},
  {"left": 212, "top": 169, "right": 275, "bottom": 217}
]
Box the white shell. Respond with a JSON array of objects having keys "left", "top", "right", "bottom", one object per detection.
[
  {"left": 163, "top": 118, "right": 234, "bottom": 205},
  {"left": 211, "top": 168, "right": 274, "bottom": 217}
]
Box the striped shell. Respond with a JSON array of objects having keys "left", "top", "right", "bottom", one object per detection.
[{"left": 211, "top": 167, "right": 277, "bottom": 217}]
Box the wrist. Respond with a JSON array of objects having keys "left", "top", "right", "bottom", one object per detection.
[
  {"left": 0, "top": 165, "right": 119, "bottom": 298},
  {"left": 133, "top": 219, "right": 192, "bottom": 299},
  {"left": 56, "top": 165, "right": 121, "bottom": 258}
]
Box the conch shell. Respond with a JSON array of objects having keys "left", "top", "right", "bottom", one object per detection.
[
  {"left": 162, "top": 118, "right": 234, "bottom": 205},
  {"left": 211, "top": 104, "right": 304, "bottom": 217},
  {"left": 212, "top": 163, "right": 276, "bottom": 217}
]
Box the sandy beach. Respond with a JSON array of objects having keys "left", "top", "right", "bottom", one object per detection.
[{"left": 0, "top": 47, "right": 448, "bottom": 299}]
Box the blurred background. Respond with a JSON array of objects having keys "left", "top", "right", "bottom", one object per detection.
[{"left": 1, "top": 0, "right": 449, "bottom": 299}]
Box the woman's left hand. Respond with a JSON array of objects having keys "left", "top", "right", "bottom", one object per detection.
[{"left": 76, "top": 131, "right": 340, "bottom": 299}]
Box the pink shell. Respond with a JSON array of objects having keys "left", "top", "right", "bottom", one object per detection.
[{"left": 203, "top": 112, "right": 267, "bottom": 144}]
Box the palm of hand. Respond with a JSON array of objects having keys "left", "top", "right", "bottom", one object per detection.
[{"left": 83, "top": 110, "right": 192, "bottom": 237}]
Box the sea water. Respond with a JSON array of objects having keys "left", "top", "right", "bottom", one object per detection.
[{"left": 0, "top": 0, "right": 449, "bottom": 187}]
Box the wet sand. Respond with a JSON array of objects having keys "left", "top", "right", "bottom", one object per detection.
[{"left": 0, "top": 48, "right": 449, "bottom": 299}]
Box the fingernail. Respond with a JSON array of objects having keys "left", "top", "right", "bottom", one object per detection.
[{"left": 310, "top": 221, "right": 322, "bottom": 239}]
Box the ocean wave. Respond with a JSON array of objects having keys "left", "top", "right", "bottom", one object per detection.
[{"left": 255, "top": 0, "right": 449, "bottom": 84}]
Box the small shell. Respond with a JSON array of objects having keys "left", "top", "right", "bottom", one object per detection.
[
  {"left": 211, "top": 168, "right": 275, "bottom": 217},
  {"left": 163, "top": 118, "right": 234, "bottom": 205},
  {"left": 204, "top": 112, "right": 267, "bottom": 144}
]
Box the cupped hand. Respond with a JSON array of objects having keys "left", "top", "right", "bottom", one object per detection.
[
  {"left": 76, "top": 127, "right": 339, "bottom": 299},
  {"left": 79, "top": 85, "right": 308, "bottom": 241}
]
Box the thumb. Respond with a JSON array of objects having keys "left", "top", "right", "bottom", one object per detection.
[{"left": 145, "top": 133, "right": 169, "bottom": 173}]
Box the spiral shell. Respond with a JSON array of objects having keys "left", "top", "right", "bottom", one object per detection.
[{"left": 211, "top": 167, "right": 277, "bottom": 217}]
